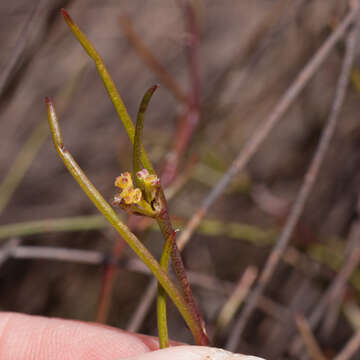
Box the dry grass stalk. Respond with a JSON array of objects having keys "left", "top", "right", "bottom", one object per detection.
[{"left": 226, "top": 3, "right": 360, "bottom": 351}]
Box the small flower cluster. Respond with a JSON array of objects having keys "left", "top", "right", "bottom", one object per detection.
[
  {"left": 114, "top": 172, "right": 142, "bottom": 204},
  {"left": 112, "top": 169, "right": 161, "bottom": 217}
]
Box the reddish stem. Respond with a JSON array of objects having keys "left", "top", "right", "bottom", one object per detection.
[
  {"left": 118, "top": 13, "right": 188, "bottom": 105},
  {"left": 96, "top": 238, "right": 125, "bottom": 323},
  {"left": 156, "top": 189, "right": 209, "bottom": 345},
  {"left": 161, "top": 2, "right": 201, "bottom": 186}
]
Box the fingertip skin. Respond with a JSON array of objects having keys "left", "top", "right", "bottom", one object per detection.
[
  {"left": 120, "top": 345, "right": 266, "bottom": 360},
  {"left": 0, "top": 313, "right": 264, "bottom": 360},
  {"left": 0, "top": 312, "right": 158, "bottom": 360}
]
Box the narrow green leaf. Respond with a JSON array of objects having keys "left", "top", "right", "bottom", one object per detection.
[
  {"left": 133, "top": 85, "right": 158, "bottom": 187},
  {"left": 61, "top": 9, "right": 153, "bottom": 172}
]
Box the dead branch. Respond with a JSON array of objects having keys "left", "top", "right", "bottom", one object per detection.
[{"left": 226, "top": 5, "right": 360, "bottom": 351}]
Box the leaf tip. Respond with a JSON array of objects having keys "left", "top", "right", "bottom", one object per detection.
[
  {"left": 151, "top": 84, "right": 159, "bottom": 94},
  {"left": 61, "top": 8, "right": 73, "bottom": 25}
]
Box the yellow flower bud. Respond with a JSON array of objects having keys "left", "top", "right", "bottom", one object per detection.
[
  {"left": 131, "top": 188, "right": 142, "bottom": 203},
  {"left": 114, "top": 172, "right": 133, "bottom": 190}
]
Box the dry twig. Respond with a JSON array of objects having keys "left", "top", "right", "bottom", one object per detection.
[
  {"left": 0, "top": 65, "right": 87, "bottom": 214},
  {"left": 292, "top": 196, "right": 360, "bottom": 354},
  {"left": 333, "top": 331, "right": 360, "bottom": 360},
  {"left": 322, "top": 209, "right": 360, "bottom": 336},
  {"left": 12, "top": 245, "right": 104, "bottom": 264},
  {"left": 215, "top": 267, "right": 258, "bottom": 333},
  {"left": 96, "top": 239, "right": 126, "bottom": 323},
  {"left": 226, "top": 5, "right": 360, "bottom": 351},
  {"left": 161, "top": 1, "right": 201, "bottom": 186},
  {"left": 344, "top": 302, "right": 360, "bottom": 332},
  {"left": 118, "top": 13, "right": 187, "bottom": 105},
  {"left": 175, "top": 1, "right": 359, "bottom": 254},
  {"left": 0, "top": 1, "right": 41, "bottom": 98},
  {"left": 295, "top": 314, "right": 327, "bottom": 360},
  {"left": 0, "top": 238, "right": 21, "bottom": 267}
]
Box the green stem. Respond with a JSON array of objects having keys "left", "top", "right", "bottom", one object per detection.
[
  {"left": 45, "top": 98, "right": 205, "bottom": 345},
  {"left": 132, "top": 84, "right": 169, "bottom": 347},
  {"left": 0, "top": 215, "right": 107, "bottom": 240},
  {"left": 157, "top": 244, "right": 171, "bottom": 348},
  {"left": 2, "top": 211, "right": 360, "bottom": 294},
  {"left": 0, "top": 216, "right": 274, "bottom": 246},
  {"left": 0, "top": 65, "right": 86, "bottom": 215},
  {"left": 61, "top": 9, "right": 152, "bottom": 172},
  {"left": 131, "top": 83, "right": 208, "bottom": 346}
]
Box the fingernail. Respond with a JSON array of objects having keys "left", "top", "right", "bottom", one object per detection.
[{"left": 120, "top": 345, "right": 265, "bottom": 360}]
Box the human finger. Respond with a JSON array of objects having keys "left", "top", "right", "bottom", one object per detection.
[
  {"left": 0, "top": 312, "right": 160, "bottom": 360},
  {"left": 119, "top": 345, "right": 265, "bottom": 360}
]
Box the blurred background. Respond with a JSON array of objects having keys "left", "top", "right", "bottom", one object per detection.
[{"left": 0, "top": 1, "right": 359, "bottom": 359}]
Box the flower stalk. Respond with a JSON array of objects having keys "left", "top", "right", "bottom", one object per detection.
[
  {"left": 128, "top": 85, "right": 208, "bottom": 346},
  {"left": 45, "top": 98, "right": 206, "bottom": 345},
  {"left": 51, "top": 9, "right": 209, "bottom": 347}
]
